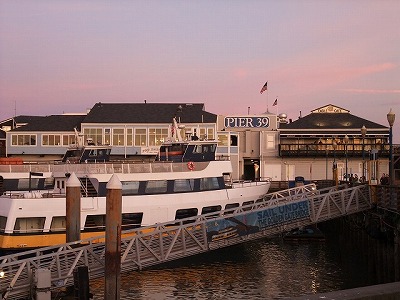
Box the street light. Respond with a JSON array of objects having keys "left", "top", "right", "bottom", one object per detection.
[
  {"left": 387, "top": 109, "right": 396, "bottom": 185},
  {"left": 344, "top": 135, "right": 349, "bottom": 182},
  {"left": 333, "top": 139, "right": 338, "bottom": 185},
  {"left": 361, "top": 125, "right": 367, "bottom": 182}
]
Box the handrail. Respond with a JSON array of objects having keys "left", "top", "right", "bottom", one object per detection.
[{"left": 0, "top": 184, "right": 371, "bottom": 299}]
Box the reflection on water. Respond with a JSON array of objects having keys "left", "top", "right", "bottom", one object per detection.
[{"left": 90, "top": 235, "right": 364, "bottom": 299}]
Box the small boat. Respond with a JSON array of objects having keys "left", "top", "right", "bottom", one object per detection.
[
  {"left": 283, "top": 226, "right": 325, "bottom": 242},
  {"left": 0, "top": 118, "right": 271, "bottom": 250}
]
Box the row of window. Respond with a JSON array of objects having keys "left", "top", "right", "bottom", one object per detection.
[
  {"left": 11, "top": 134, "right": 76, "bottom": 146},
  {"left": 120, "top": 177, "right": 222, "bottom": 196},
  {"left": 10, "top": 126, "right": 215, "bottom": 147},
  {"left": 83, "top": 127, "right": 215, "bottom": 147},
  {"left": 0, "top": 199, "right": 261, "bottom": 233}
]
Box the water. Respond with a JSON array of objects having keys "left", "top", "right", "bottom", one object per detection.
[{"left": 87, "top": 224, "right": 397, "bottom": 299}]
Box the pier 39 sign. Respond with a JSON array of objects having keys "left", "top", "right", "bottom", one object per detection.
[{"left": 224, "top": 116, "right": 270, "bottom": 128}]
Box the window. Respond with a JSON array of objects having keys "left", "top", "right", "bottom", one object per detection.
[
  {"left": 225, "top": 203, "right": 239, "bottom": 210},
  {"left": 173, "top": 179, "right": 195, "bottom": 192},
  {"left": 14, "top": 217, "right": 45, "bottom": 233},
  {"left": 200, "top": 177, "right": 220, "bottom": 191},
  {"left": 266, "top": 134, "right": 275, "bottom": 149},
  {"left": 0, "top": 216, "right": 6, "bottom": 233},
  {"left": 18, "top": 178, "right": 40, "bottom": 190},
  {"left": 126, "top": 128, "right": 133, "bottom": 146},
  {"left": 200, "top": 127, "right": 214, "bottom": 140},
  {"left": 42, "top": 134, "right": 61, "bottom": 146},
  {"left": 62, "top": 134, "right": 76, "bottom": 146},
  {"left": 149, "top": 128, "right": 168, "bottom": 146},
  {"left": 11, "top": 134, "right": 36, "bottom": 146},
  {"left": 104, "top": 128, "right": 111, "bottom": 145},
  {"left": 50, "top": 216, "right": 66, "bottom": 232},
  {"left": 145, "top": 180, "right": 168, "bottom": 194},
  {"left": 201, "top": 205, "right": 221, "bottom": 215},
  {"left": 218, "top": 134, "right": 229, "bottom": 146},
  {"left": 175, "top": 208, "right": 198, "bottom": 220},
  {"left": 207, "top": 128, "right": 214, "bottom": 140},
  {"left": 122, "top": 181, "right": 140, "bottom": 195},
  {"left": 83, "top": 128, "right": 103, "bottom": 145},
  {"left": 84, "top": 215, "right": 106, "bottom": 231},
  {"left": 113, "top": 128, "right": 125, "bottom": 146},
  {"left": 122, "top": 213, "right": 143, "bottom": 230},
  {"left": 134, "top": 128, "right": 147, "bottom": 146}
]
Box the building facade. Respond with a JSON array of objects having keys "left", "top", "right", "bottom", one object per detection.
[{"left": 2, "top": 103, "right": 398, "bottom": 184}]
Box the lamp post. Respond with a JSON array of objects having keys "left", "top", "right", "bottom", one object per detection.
[
  {"left": 344, "top": 135, "right": 349, "bottom": 182},
  {"left": 333, "top": 140, "right": 338, "bottom": 186},
  {"left": 387, "top": 109, "right": 396, "bottom": 185},
  {"left": 361, "top": 125, "right": 367, "bottom": 182}
]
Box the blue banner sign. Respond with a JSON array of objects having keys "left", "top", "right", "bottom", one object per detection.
[
  {"left": 224, "top": 116, "right": 270, "bottom": 128},
  {"left": 206, "top": 200, "right": 310, "bottom": 242}
]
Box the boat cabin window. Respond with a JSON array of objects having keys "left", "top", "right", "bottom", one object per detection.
[
  {"left": 225, "top": 203, "right": 239, "bottom": 210},
  {"left": 194, "top": 144, "right": 216, "bottom": 154},
  {"left": 122, "top": 181, "right": 140, "bottom": 195},
  {"left": 200, "top": 177, "right": 220, "bottom": 191},
  {"left": 173, "top": 179, "right": 195, "bottom": 192},
  {"left": 14, "top": 217, "right": 45, "bottom": 233},
  {"left": 145, "top": 180, "right": 168, "bottom": 194},
  {"left": 175, "top": 208, "right": 198, "bottom": 220},
  {"left": 242, "top": 201, "right": 254, "bottom": 211},
  {"left": 0, "top": 216, "right": 6, "bottom": 233},
  {"left": 84, "top": 215, "right": 106, "bottom": 231},
  {"left": 18, "top": 178, "right": 40, "bottom": 190},
  {"left": 201, "top": 205, "right": 222, "bottom": 217},
  {"left": 50, "top": 216, "right": 66, "bottom": 232},
  {"left": 122, "top": 213, "right": 143, "bottom": 230}
]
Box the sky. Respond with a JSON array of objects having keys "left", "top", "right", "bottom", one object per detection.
[{"left": 0, "top": 1, "right": 399, "bottom": 142}]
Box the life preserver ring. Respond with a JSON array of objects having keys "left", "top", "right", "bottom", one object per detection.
[{"left": 187, "top": 161, "right": 195, "bottom": 171}]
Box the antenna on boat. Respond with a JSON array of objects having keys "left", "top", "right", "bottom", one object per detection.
[
  {"left": 73, "top": 127, "right": 84, "bottom": 147},
  {"left": 171, "top": 118, "right": 184, "bottom": 142}
]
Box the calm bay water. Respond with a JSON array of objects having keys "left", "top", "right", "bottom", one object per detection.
[{"left": 88, "top": 225, "right": 396, "bottom": 300}]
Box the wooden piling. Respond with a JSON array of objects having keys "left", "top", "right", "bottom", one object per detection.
[
  {"left": 104, "top": 174, "right": 122, "bottom": 300},
  {"left": 66, "top": 172, "right": 81, "bottom": 243}
]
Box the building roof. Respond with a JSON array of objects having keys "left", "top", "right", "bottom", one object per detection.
[
  {"left": 279, "top": 104, "right": 388, "bottom": 136},
  {"left": 11, "top": 115, "right": 86, "bottom": 132},
  {"left": 82, "top": 103, "right": 217, "bottom": 124}
]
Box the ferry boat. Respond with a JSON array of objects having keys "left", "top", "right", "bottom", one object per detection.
[{"left": 0, "top": 119, "right": 271, "bottom": 250}]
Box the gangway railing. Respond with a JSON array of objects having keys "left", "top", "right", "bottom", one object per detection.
[{"left": 0, "top": 184, "right": 371, "bottom": 299}]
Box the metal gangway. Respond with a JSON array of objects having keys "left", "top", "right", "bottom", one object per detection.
[{"left": 0, "top": 183, "right": 371, "bottom": 299}]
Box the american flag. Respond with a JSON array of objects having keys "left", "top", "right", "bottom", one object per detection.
[
  {"left": 260, "top": 81, "right": 268, "bottom": 94},
  {"left": 272, "top": 99, "right": 278, "bottom": 106}
]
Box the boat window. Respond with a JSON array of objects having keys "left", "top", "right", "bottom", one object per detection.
[
  {"left": 145, "top": 180, "right": 168, "bottom": 194},
  {"left": 194, "top": 145, "right": 203, "bottom": 153},
  {"left": 122, "top": 181, "right": 140, "bottom": 195},
  {"left": 175, "top": 208, "right": 198, "bottom": 220},
  {"left": 18, "top": 178, "right": 40, "bottom": 190},
  {"left": 122, "top": 213, "right": 143, "bottom": 230},
  {"left": 173, "top": 179, "right": 195, "bottom": 192},
  {"left": 200, "top": 177, "right": 220, "bottom": 191},
  {"left": 242, "top": 201, "right": 254, "bottom": 211},
  {"left": 50, "top": 216, "right": 66, "bottom": 232},
  {"left": 14, "top": 217, "right": 45, "bottom": 233},
  {"left": 84, "top": 215, "right": 106, "bottom": 231},
  {"left": 225, "top": 203, "right": 239, "bottom": 210},
  {"left": 201, "top": 205, "right": 221, "bottom": 217},
  {"left": 0, "top": 216, "right": 6, "bottom": 233}
]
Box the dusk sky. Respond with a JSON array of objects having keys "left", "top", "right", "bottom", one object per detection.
[{"left": 1, "top": 1, "right": 399, "bottom": 142}]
